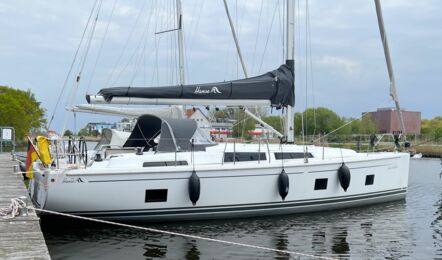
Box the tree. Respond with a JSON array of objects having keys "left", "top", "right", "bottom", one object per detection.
[
  {"left": 262, "top": 116, "right": 284, "bottom": 133},
  {"left": 63, "top": 130, "right": 73, "bottom": 136},
  {"left": 78, "top": 128, "right": 89, "bottom": 136},
  {"left": 357, "top": 115, "right": 377, "bottom": 134},
  {"left": 421, "top": 116, "right": 442, "bottom": 140},
  {"left": 294, "top": 107, "right": 345, "bottom": 136},
  {"left": 232, "top": 109, "right": 255, "bottom": 139},
  {"left": 0, "top": 86, "right": 46, "bottom": 139}
]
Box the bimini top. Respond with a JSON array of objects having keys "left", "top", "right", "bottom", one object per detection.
[
  {"left": 92, "top": 64, "right": 294, "bottom": 107},
  {"left": 123, "top": 114, "right": 214, "bottom": 152}
]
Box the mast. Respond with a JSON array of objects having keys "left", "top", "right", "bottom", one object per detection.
[
  {"left": 222, "top": 0, "right": 248, "bottom": 78},
  {"left": 175, "top": 0, "right": 186, "bottom": 115},
  {"left": 374, "top": 0, "right": 407, "bottom": 140},
  {"left": 285, "top": 0, "right": 295, "bottom": 143},
  {"left": 176, "top": 0, "right": 185, "bottom": 85}
]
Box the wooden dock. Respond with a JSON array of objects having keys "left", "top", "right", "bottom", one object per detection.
[{"left": 0, "top": 153, "right": 51, "bottom": 259}]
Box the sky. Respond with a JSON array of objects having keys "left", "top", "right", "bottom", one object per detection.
[{"left": 0, "top": 0, "right": 441, "bottom": 133}]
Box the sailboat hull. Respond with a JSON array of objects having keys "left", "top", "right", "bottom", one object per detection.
[{"left": 29, "top": 148, "right": 409, "bottom": 222}]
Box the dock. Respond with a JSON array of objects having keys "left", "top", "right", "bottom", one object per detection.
[{"left": 0, "top": 153, "right": 51, "bottom": 259}]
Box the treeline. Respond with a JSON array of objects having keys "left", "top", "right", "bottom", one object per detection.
[
  {"left": 211, "top": 107, "right": 377, "bottom": 139},
  {"left": 421, "top": 116, "right": 442, "bottom": 139},
  {"left": 263, "top": 107, "right": 376, "bottom": 136},
  {"left": 0, "top": 86, "right": 46, "bottom": 140}
]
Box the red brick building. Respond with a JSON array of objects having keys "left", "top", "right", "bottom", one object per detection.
[{"left": 364, "top": 108, "right": 421, "bottom": 134}]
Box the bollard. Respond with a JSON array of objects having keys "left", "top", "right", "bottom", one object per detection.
[{"left": 18, "top": 196, "right": 28, "bottom": 216}]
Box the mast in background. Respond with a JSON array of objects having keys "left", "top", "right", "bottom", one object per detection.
[
  {"left": 285, "top": 0, "right": 295, "bottom": 143},
  {"left": 374, "top": 0, "right": 407, "bottom": 142}
]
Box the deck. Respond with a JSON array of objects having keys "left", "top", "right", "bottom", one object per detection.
[{"left": 0, "top": 153, "right": 50, "bottom": 259}]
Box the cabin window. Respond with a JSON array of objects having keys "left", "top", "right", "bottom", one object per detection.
[
  {"left": 145, "top": 189, "right": 168, "bottom": 202},
  {"left": 365, "top": 175, "right": 375, "bottom": 185},
  {"left": 223, "top": 152, "right": 267, "bottom": 162},
  {"left": 143, "top": 161, "right": 188, "bottom": 167},
  {"left": 275, "top": 152, "right": 313, "bottom": 160},
  {"left": 314, "top": 178, "right": 328, "bottom": 190}
]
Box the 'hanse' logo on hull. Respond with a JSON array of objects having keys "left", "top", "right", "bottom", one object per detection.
[{"left": 194, "top": 86, "right": 222, "bottom": 94}]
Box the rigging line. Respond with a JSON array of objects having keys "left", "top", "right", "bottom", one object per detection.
[
  {"left": 306, "top": 0, "right": 317, "bottom": 138},
  {"left": 296, "top": 0, "right": 306, "bottom": 149},
  {"left": 62, "top": 0, "right": 103, "bottom": 136},
  {"left": 86, "top": 0, "right": 118, "bottom": 94},
  {"left": 282, "top": 0, "right": 286, "bottom": 63},
  {"left": 235, "top": 0, "right": 238, "bottom": 78},
  {"left": 104, "top": 0, "right": 147, "bottom": 87},
  {"left": 116, "top": 1, "right": 154, "bottom": 86},
  {"left": 186, "top": 0, "right": 205, "bottom": 71},
  {"left": 313, "top": 98, "right": 392, "bottom": 143},
  {"left": 77, "top": 0, "right": 103, "bottom": 80},
  {"left": 304, "top": 0, "right": 309, "bottom": 139},
  {"left": 128, "top": 2, "right": 156, "bottom": 85},
  {"left": 258, "top": 0, "right": 279, "bottom": 74},
  {"left": 277, "top": 0, "right": 284, "bottom": 63},
  {"left": 47, "top": 0, "right": 99, "bottom": 129},
  {"left": 251, "top": 0, "right": 263, "bottom": 75}
]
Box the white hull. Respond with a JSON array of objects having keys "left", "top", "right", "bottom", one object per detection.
[{"left": 29, "top": 144, "right": 409, "bottom": 221}]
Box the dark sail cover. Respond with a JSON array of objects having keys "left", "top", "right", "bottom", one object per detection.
[{"left": 95, "top": 64, "right": 294, "bottom": 106}]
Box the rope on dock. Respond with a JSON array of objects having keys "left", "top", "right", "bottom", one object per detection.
[
  {"left": 0, "top": 198, "right": 26, "bottom": 219},
  {"left": 0, "top": 198, "right": 337, "bottom": 260}
]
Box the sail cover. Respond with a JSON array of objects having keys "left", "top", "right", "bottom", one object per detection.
[{"left": 95, "top": 64, "right": 294, "bottom": 107}]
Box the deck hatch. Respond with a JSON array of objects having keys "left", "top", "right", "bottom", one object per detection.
[
  {"left": 274, "top": 152, "right": 313, "bottom": 160},
  {"left": 145, "top": 189, "right": 168, "bottom": 202},
  {"left": 314, "top": 178, "right": 328, "bottom": 190},
  {"left": 143, "top": 161, "right": 188, "bottom": 167},
  {"left": 223, "top": 152, "right": 267, "bottom": 162}
]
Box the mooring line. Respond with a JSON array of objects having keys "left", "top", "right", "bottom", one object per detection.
[
  {"left": 0, "top": 197, "right": 338, "bottom": 260},
  {"left": 2, "top": 198, "right": 337, "bottom": 259}
]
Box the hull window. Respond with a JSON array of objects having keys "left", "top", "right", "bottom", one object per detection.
[
  {"left": 365, "top": 175, "right": 375, "bottom": 185},
  {"left": 143, "top": 161, "right": 188, "bottom": 167},
  {"left": 314, "top": 178, "right": 328, "bottom": 190},
  {"left": 275, "top": 152, "right": 313, "bottom": 160},
  {"left": 224, "top": 152, "right": 267, "bottom": 162},
  {"left": 145, "top": 189, "right": 168, "bottom": 202}
]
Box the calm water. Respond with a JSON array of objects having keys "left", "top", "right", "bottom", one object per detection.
[{"left": 41, "top": 159, "right": 442, "bottom": 259}]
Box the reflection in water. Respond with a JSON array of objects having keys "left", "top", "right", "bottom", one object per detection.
[
  {"left": 311, "top": 230, "right": 326, "bottom": 255},
  {"left": 143, "top": 243, "right": 167, "bottom": 259},
  {"left": 274, "top": 233, "right": 289, "bottom": 260},
  {"left": 431, "top": 194, "right": 442, "bottom": 255},
  {"left": 185, "top": 240, "right": 200, "bottom": 260},
  {"left": 331, "top": 227, "right": 349, "bottom": 257}
]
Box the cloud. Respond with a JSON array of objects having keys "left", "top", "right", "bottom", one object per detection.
[
  {"left": 317, "top": 55, "right": 360, "bottom": 75},
  {"left": 0, "top": 0, "right": 440, "bottom": 133}
]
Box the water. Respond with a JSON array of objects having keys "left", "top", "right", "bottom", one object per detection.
[{"left": 41, "top": 159, "right": 442, "bottom": 259}]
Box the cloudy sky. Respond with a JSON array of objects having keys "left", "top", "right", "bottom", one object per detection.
[{"left": 0, "top": 0, "right": 441, "bottom": 132}]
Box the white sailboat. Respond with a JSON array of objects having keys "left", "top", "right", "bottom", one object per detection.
[{"left": 28, "top": 0, "right": 410, "bottom": 221}]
